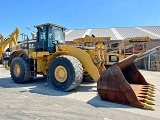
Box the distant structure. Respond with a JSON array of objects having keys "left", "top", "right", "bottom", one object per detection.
[
  {"left": 65, "top": 26, "right": 160, "bottom": 51},
  {"left": 65, "top": 26, "right": 160, "bottom": 71}
]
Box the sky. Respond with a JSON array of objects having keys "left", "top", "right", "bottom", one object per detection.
[{"left": 0, "top": 0, "right": 160, "bottom": 40}]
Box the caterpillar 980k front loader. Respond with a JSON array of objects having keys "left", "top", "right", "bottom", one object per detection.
[{"left": 6, "top": 23, "right": 154, "bottom": 110}]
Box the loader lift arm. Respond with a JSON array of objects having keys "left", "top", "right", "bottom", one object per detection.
[{"left": 0, "top": 28, "right": 20, "bottom": 62}]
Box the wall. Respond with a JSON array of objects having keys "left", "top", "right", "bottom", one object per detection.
[{"left": 146, "top": 39, "right": 160, "bottom": 50}]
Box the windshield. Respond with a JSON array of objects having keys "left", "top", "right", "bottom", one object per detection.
[{"left": 48, "top": 26, "right": 65, "bottom": 47}]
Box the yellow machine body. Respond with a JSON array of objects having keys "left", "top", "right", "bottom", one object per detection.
[{"left": 9, "top": 45, "right": 100, "bottom": 82}]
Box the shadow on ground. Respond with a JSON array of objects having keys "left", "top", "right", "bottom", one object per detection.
[
  {"left": 87, "top": 95, "right": 141, "bottom": 109},
  {"left": 0, "top": 76, "right": 97, "bottom": 96},
  {"left": 0, "top": 76, "right": 147, "bottom": 109}
]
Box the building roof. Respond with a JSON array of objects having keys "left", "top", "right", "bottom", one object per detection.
[{"left": 65, "top": 26, "right": 160, "bottom": 41}]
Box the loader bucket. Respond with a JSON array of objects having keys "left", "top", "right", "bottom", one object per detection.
[{"left": 97, "top": 54, "right": 155, "bottom": 110}]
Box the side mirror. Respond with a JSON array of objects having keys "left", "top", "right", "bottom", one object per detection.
[{"left": 52, "top": 40, "right": 58, "bottom": 44}]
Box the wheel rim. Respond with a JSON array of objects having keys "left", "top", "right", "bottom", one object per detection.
[
  {"left": 14, "top": 64, "right": 20, "bottom": 77},
  {"left": 54, "top": 65, "right": 67, "bottom": 83}
]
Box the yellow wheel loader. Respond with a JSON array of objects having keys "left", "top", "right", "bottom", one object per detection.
[
  {"left": 0, "top": 28, "right": 19, "bottom": 67},
  {"left": 7, "top": 23, "right": 155, "bottom": 110},
  {"left": 73, "top": 35, "right": 150, "bottom": 68}
]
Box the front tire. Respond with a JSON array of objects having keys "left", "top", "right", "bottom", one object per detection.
[
  {"left": 47, "top": 55, "right": 83, "bottom": 91},
  {"left": 10, "top": 57, "right": 32, "bottom": 83}
]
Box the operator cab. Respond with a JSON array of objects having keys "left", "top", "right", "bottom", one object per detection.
[{"left": 35, "top": 23, "right": 66, "bottom": 52}]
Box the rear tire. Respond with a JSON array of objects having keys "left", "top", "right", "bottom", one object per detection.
[
  {"left": 10, "top": 57, "right": 32, "bottom": 83},
  {"left": 47, "top": 55, "right": 83, "bottom": 91}
]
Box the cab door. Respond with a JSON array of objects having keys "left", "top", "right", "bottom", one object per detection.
[
  {"left": 36, "top": 26, "right": 48, "bottom": 51},
  {"left": 47, "top": 26, "right": 56, "bottom": 53}
]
